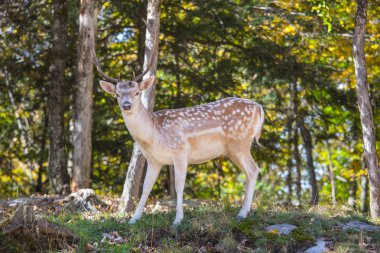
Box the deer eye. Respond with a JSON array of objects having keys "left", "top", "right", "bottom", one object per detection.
[{"left": 135, "top": 92, "right": 140, "bottom": 96}]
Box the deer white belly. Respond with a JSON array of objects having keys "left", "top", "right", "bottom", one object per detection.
[{"left": 185, "top": 127, "right": 226, "bottom": 164}]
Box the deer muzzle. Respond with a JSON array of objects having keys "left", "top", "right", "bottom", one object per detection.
[{"left": 122, "top": 101, "right": 132, "bottom": 111}]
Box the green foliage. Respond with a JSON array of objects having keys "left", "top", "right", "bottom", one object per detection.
[{"left": 0, "top": 0, "right": 379, "bottom": 213}]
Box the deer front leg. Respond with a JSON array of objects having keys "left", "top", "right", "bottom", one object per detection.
[
  {"left": 172, "top": 159, "right": 188, "bottom": 226},
  {"left": 129, "top": 161, "right": 161, "bottom": 224}
]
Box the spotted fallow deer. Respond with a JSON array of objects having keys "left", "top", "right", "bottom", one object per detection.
[{"left": 93, "top": 47, "right": 264, "bottom": 226}]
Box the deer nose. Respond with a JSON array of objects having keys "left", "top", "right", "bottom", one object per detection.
[{"left": 122, "top": 101, "right": 132, "bottom": 110}]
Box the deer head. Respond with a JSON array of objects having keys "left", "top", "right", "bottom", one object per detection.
[
  {"left": 99, "top": 78, "right": 155, "bottom": 114},
  {"left": 93, "top": 44, "right": 156, "bottom": 114}
]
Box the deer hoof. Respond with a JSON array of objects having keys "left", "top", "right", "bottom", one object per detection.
[
  {"left": 171, "top": 220, "right": 182, "bottom": 228},
  {"left": 236, "top": 216, "right": 245, "bottom": 222},
  {"left": 128, "top": 218, "right": 138, "bottom": 225}
]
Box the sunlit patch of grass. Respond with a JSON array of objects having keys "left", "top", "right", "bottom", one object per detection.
[{"left": 43, "top": 203, "right": 380, "bottom": 252}]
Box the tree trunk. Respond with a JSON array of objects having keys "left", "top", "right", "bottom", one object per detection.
[
  {"left": 137, "top": 0, "right": 147, "bottom": 72},
  {"left": 118, "top": 0, "right": 148, "bottom": 211},
  {"left": 353, "top": 0, "right": 380, "bottom": 218},
  {"left": 294, "top": 127, "right": 302, "bottom": 205},
  {"left": 360, "top": 173, "right": 369, "bottom": 213},
  {"left": 72, "top": 0, "right": 98, "bottom": 191},
  {"left": 325, "top": 141, "right": 336, "bottom": 206},
  {"left": 36, "top": 107, "right": 48, "bottom": 193},
  {"left": 48, "top": 0, "right": 70, "bottom": 195},
  {"left": 291, "top": 77, "right": 302, "bottom": 205},
  {"left": 286, "top": 120, "right": 293, "bottom": 205},
  {"left": 119, "top": 0, "right": 160, "bottom": 212},
  {"left": 168, "top": 166, "right": 176, "bottom": 199},
  {"left": 298, "top": 121, "right": 319, "bottom": 205},
  {"left": 348, "top": 177, "right": 358, "bottom": 209},
  {"left": 119, "top": 143, "right": 147, "bottom": 211}
]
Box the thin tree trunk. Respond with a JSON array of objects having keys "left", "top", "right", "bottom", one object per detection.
[
  {"left": 118, "top": 0, "right": 149, "bottom": 212},
  {"left": 168, "top": 166, "right": 176, "bottom": 199},
  {"left": 119, "top": 143, "right": 147, "bottom": 212},
  {"left": 36, "top": 107, "right": 48, "bottom": 193},
  {"left": 291, "top": 77, "right": 302, "bottom": 205},
  {"left": 286, "top": 120, "right": 293, "bottom": 205},
  {"left": 294, "top": 128, "right": 302, "bottom": 205},
  {"left": 325, "top": 141, "right": 336, "bottom": 206},
  {"left": 353, "top": 0, "right": 380, "bottom": 219},
  {"left": 137, "top": 0, "right": 147, "bottom": 72},
  {"left": 119, "top": 0, "right": 160, "bottom": 212},
  {"left": 298, "top": 121, "right": 319, "bottom": 205},
  {"left": 48, "top": 0, "right": 70, "bottom": 195},
  {"left": 360, "top": 173, "right": 369, "bottom": 213},
  {"left": 348, "top": 177, "right": 358, "bottom": 209},
  {"left": 72, "top": 0, "right": 98, "bottom": 191}
]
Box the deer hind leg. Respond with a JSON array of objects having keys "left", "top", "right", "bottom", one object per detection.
[
  {"left": 172, "top": 158, "right": 188, "bottom": 226},
  {"left": 228, "top": 150, "right": 259, "bottom": 220},
  {"left": 129, "top": 161, "right": 161, "bottom": 224}
]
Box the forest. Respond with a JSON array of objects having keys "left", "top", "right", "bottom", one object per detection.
[{"left": 1, "top": 0, "right": 380, "bottom": 252}]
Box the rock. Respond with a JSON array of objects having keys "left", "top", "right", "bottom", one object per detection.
[
  {"left": 265, "top": 224, "right": 297, "bottom": 235},
  {"left": 63, "top": 189, "right": 107, "bottom": 213},
  {"left": 343, "top": 221, "right": 380, "bottom": 232},
  {"left": 304, "top": 239, "right": 328, "bottom": 253},
  {"left": 100, "top": 231, "right": 124, "bottom": 244}
]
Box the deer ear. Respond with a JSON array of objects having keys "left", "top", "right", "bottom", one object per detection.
[
  {"left": 139, "top": 76, "right": 155, "bottom": 90},
  {"left": 99, "top": 81, "right": 116, "bottom": 94}
]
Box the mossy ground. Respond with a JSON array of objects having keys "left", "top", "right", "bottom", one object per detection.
[{"left": 1, "top": 201, "right": 380, "bottom": 252}]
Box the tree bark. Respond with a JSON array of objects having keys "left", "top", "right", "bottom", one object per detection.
[
  {"left": 286, "top": 120, "right": 293, "bottom": 205},
  {"left": 119, "top": 143, "right": 147, "bottom": 211},
  {"left": 290, "top": 77, "right": 302, "bottom": 205},
  {"left": 325, "top": 141, "right": 336, "bottom": 206},
  {"left": 348, "top": 177, "right": 358, "bottom": 209},
  {"left": 360, "top": 173, "right": 369, "bottom": 213},
  {"left": 47, "top": 0, "right": 70, "bottom": 195},
  {"left": 36, "top": 107, "right": 48, "bottom": 193},
  {"left": 353, "top": 0, "right": 380, "bottom": 218},
  {"left": 119, "top": 0, "right": 160, "bottom": 212},
  {"left": 72, "top": 0, "right": 98, "bottom": 191},
  {"left": 298, "top": 121, "right": 319, "bottom": 205},
  {"left": 137, "top": 0, "right": 147, "bottom": 72},
  {"left": 168, "top": 166, "right": 176, "bottom": 199},
  {"left": 294, "top": 127, "right": 302, "bottom": 205}
]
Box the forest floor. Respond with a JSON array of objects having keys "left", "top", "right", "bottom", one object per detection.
[{"left": 0, "top": 196, "right": 380, "bottom": 253}]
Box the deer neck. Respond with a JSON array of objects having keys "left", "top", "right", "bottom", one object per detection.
[{"left": 121, "top": 101, "right": 156, "bottom": 147}]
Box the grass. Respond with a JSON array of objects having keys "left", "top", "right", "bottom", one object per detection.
[
  {"left": 1, "top": 200, "right": 379, "bottom": 252},
  {"left": 42, "top": 202, "right": 380, "bottom": 252}
]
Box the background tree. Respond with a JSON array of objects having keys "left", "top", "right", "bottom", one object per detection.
[
  {"left": 352, "top": 0, "right": 380, "bottom": 218},
  {"left": 119, "top": 0, "right": 161, "bottom": 212},
  {"left": 48, "top": 0, "right": 70, "bottom": 195},
  {"left": 72, "top": 0, "right": 99, "bottom": 191},
  {"left": 0, "top": 1, "right": 379, "bottom": 215}
]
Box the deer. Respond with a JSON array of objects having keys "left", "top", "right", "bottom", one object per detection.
[{"left": 93, "top": 44, "right": 264, "bottom": 227}]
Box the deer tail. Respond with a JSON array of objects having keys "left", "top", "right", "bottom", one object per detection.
[{"left": 253, "top": 104, "right": 264, "bottom": 147}]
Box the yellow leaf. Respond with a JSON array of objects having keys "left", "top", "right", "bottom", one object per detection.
[
  {"left": 283, "top": 25, "right": 296, "bottom": 35},
  {"left": 103, "top": 2, "right": 110, "bottom": 8}
]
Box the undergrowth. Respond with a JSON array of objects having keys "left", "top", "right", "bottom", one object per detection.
[{"left": 2, "top": 202, "right": 380, "bottom": 252}]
